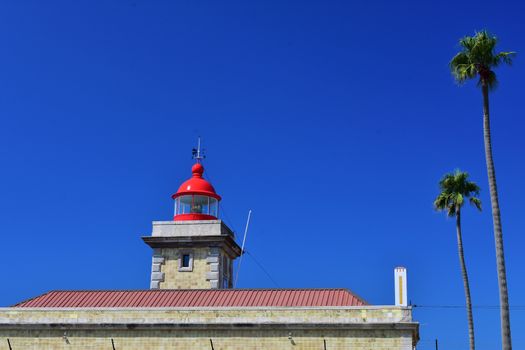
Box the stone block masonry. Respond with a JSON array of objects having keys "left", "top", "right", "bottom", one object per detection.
[
  {"left": 0, "top": 306, "right": 418, "bottom": 349},
  {"left": 144, "top": 220, "right": 241, "bottom": 290},
  {"left": 0, "top": 329, "right": 414, "bottom": 349}
]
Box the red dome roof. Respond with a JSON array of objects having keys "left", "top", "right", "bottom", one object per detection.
[{"left": 171, "top": 163, "right": 221, "bottom": 200}]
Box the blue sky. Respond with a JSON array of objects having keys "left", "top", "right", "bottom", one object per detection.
[{"left": 0, "top": 0, "right": 524, "bottom": 348}]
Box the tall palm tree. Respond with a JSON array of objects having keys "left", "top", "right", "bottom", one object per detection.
[
  {"left": 434, "top": 170, "right": 481, "bottom": 350},
  {"left": 450, "top": 30, "right": 515, "bottom": 350}
]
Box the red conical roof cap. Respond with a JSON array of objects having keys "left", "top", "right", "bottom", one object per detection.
[{"left": 171, "top": 163, "right": 221, "bottom": 200}]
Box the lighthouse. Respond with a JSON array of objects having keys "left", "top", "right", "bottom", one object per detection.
[
  {"left": 142, "top": 149, "right": 241, "bottom": 289},
  {"left": 4, "top": 143, "right": 420, "bottom": 348}
]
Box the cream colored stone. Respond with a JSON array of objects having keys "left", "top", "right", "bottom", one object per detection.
[
  {"left": 0, "top": 328, "right": 415, "bottom": 349},
  {"left": 0, "top": 306, "right": 418, "bottom": 349}
]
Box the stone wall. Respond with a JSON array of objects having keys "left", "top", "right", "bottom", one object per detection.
[
  {"left": 147, "top": 220, "right": 240, "bottom": 289},
  {"left": 151, "top": 247, "right": 232, "bottom": 289},
  {"left": 0, "top": 306, "right": 414, "bottom": 324},
  {"left": 0, "top": 306, "right": 418, "bottom": 349},
  {"left": 0, "top": 329, "right": 414, "bottom": 349},
  {"left": 157, "top": 247, "right": 210, "bottom": 289}
]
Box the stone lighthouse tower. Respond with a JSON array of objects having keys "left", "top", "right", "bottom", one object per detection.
[{"left": 143, "top": 154, "right": 241, "bottom": 289}]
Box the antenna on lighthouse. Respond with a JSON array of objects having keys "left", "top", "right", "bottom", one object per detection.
[
  {"left": 191, "top": 137, "right": 206, "bottom": 163},
  {"left": 234, "top": 210, "right": 252, "bottom": 288}
]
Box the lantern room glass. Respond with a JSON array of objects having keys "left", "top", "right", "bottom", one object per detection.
[{"left": 175, "top": 195, "right": 218, "bottom": 217}]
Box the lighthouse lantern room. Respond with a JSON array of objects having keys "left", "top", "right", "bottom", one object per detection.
[{"left": 172, "top": 163, "right": 220, "bottom": 221}]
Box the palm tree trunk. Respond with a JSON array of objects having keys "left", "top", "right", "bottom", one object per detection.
[
  {"left": 482, "top": 82, "right": 512, "bottom": 350},
  {"left": 456, "top": 208, "right": 475, "bottom": 350}
]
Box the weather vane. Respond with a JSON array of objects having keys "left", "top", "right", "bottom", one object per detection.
[{"left": 191, "top": 137, "right": 206, "bottom": 163}]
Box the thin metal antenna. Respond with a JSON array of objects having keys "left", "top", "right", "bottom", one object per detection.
[
  {"left": 192, "top": 136, "right": 206, "bottom": 163},
  {"left": 234, "top": 210, "right": 252, "bottom": 288}
]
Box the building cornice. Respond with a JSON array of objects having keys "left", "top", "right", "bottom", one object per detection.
[
  {"left": 0, "top": 322, "right": 419, "bottom": 331},
  {"left": 142, "top": 235, "right": 242, "bottom": 258}
]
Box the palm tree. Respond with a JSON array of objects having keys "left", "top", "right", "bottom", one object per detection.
[
  {"left": 450, "top": 30, "right": 515, "bottom": 350},
  {"left": 434, "top": 170, "right": 481, "bottom": 350}
]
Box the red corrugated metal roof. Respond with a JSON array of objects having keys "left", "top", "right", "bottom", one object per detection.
[{"left": 12, "top": 289, "right": 367, "bottom": 308}]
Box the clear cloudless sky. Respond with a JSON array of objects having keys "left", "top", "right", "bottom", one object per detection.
[{"left": 0, "top": 0, "right": 524, "bottom": 349}]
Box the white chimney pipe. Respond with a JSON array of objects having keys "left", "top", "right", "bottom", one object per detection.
[{"left": 394, "top": 267, "right": 408, "bottom": 307}]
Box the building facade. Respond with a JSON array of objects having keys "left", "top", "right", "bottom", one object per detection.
[{"left": 0, "top": 159, "right": 419, "bottom": 349}]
